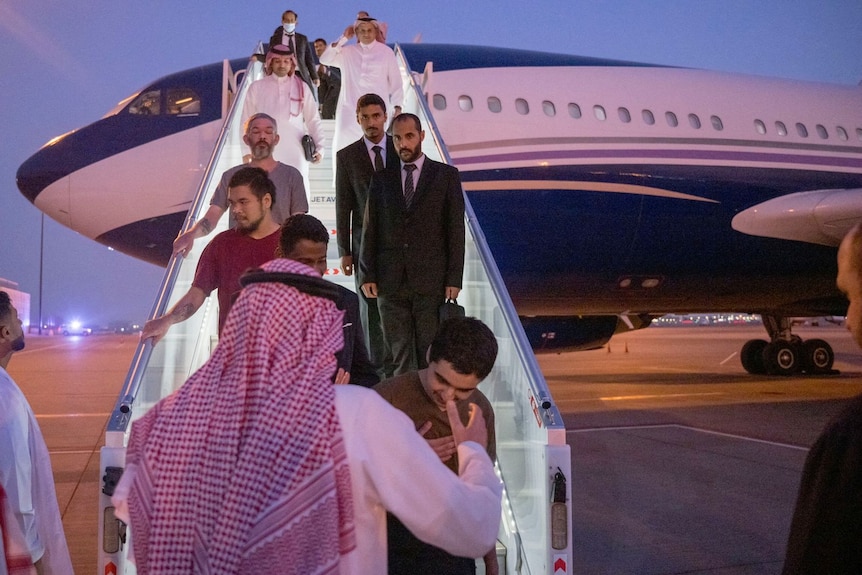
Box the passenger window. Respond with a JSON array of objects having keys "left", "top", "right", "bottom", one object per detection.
[
  {"left": 593, "top": 105, "right": 607, "bottom": 121},
  {"left": 542, "top": 100, "right": 556, "bottom": 117},
  {"left": 167, "top": 88, "right": 200, "bottom": 115},
  {"left": 487, "top": 96, "right": 502, "bottom": 113},
  {"left": 710, "top": 115, "right": 723, "bottom": 131},
  {"left": 618, "top": 107, "right": 631, "bottom": 123},
  {"left": 688, "top": 114, "right": 701, "bottom": 129},
  {"left": 129, "top": 89, "right": 161, "bottom": 115},
  {"left": 775, "top": 121, "right": 787, "bottom": 136},
  {"left": 568, "top": 103, "right": 582, "bottom": 119},
  {"left": 458, "top": 95, "right": 473, "bottom": 111},
  {"left": 515, "top": 98, "right": 529, "bottom": 115},
  {"left": 642, "top": 109, "right": 655, "bottom": 125},
  {"left": 815, "top": 124, "right": 828, "bottom": 139},
  {"left": 665, "top": 111, "right": 678, "bottom": 127},
  {"left": 433, "top": 94, "right": 447, "bottom": 110},
  {"left": 837, "top": 126, "right": 848, "bottom": 141},
  {"left": 857, "top": 128, "right": 862, "bottom": 141},
  {"left": 796, "top": 123, "right": 808, "bottom": 137},
  {"left": 754, "top": 119, "right": 766, "bottom": 135}
]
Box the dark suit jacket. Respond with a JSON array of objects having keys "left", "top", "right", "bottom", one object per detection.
[
  {"left": 335, "top": 136, "right": 398, "bottom": 259},
  {"left": 359, "top": 157, "right": 465, "bottom": 296},
  {"left": 268, "top": 28, "right": 319, "bottom": 89},
  {"left": 317, "top": 65, "right": 340, "bottom": 119},
  {"left": 334, "top": 284, "right": 379, "bottom": 387}
]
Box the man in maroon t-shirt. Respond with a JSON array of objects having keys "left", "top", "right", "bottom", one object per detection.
[{"left": 142, "top": 167, "right": 281, "bottom": 342}]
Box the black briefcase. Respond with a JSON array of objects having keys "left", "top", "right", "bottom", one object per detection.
[
  {"left": 439, "top": 298, "right": 465, "bottom": 323},
  {"left": 301, "top": 135, "right": 315, "bottom": 161}
]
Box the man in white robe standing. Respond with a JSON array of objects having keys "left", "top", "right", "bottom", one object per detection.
[
  {"left": 242, "top": 44, "right": 325, "bottom": 199},
  {"left": 320, "top": 13, "right": 403, "bottom": 158},
  {"left": 0, "top": 291, "right": 74, "bottom": 574}
]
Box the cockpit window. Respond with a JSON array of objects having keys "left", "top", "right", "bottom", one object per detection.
[
  {"left": 128, "top": 88, "right": 201, "bottom": 116},
  {"left": 167, "top": 88, "right": 201, "bottom": 115},
  {"left": 129, "top": 90, "right": 161, "bottom": 115}
]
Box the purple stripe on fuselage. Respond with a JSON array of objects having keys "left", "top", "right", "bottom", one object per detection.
[{"left": 454, "top": 148, "right": 862, "bottom": 169}]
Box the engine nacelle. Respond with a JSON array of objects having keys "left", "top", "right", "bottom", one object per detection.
[{"left": 732, "top": 188, "right": 862, "bottom": 246}]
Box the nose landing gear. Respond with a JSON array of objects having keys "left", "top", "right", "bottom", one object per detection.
[{"left": 739, "top": 316, "right": 835, "bottom": 375}]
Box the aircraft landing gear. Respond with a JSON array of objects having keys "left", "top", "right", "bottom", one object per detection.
[{"left": 739, "top": 315, "right": 835, "bottom": 376}]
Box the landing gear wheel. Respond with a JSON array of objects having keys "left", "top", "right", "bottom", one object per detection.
[
  {"left": 763, "top": 341, "right": 802, "bottom": 376},
  {"left": 802, "top": 338, "right": 834, "bottom": 374},
  {"left": 740, "top": 339, "right": 768, "bottom": 374}
]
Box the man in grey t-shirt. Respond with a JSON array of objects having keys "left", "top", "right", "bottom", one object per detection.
[{"left": 173, "top": 113, "right": 307, "bottom": 258}]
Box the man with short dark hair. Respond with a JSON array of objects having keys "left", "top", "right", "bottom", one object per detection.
[
  {"left": 313, "top": 38, "right": 340, "bottom": 119},
  {"left": 360, "top": 113, "right": 466, "bottom": 376},
  {"left": 375, "top": 317, "right": 500, "bottom": 574},
  {"left": 144, "top": 167, "right": 282, "bottom": 341},
  {"left": 782, "top": 223, "right": 862, "bottom": 574},
  {"left": 173, "top": 113, "right": 306, "bottom": 258},
  {"left": 276, "top": 214, "right": 379, "bottom": 387},
  {"left": 0, "top": 291, "right": 73, "bottom": 573},
  {"left": 337, "top": 93, "right": 398, "bottom": 377}
]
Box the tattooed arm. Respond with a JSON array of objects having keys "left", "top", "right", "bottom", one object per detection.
[
  {"left": 140, "top": 287, "right": 207, "bottom": 345},
  {"left": 172, "top": 205, "right": 225, "bottom": 257}
]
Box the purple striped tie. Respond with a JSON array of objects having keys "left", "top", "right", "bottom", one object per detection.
[{"left": 403, "top": 164, "right": 416, "bottom": 207}]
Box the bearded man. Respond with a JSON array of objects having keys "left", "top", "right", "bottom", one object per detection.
[{"left": 172, "top": 113, "right": 306, "bottom": 258}]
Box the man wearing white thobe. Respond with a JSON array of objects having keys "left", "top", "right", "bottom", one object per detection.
[
  {"left": 243, "top": 44, "right": 325, "bottom": 199},
  {"left": 0, "top": 292, "right": 73, "bottom": 574},
  {"left": 320, "top": 14, "right": 403, "bottom": 158}
]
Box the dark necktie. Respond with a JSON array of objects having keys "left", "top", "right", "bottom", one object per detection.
[
  {"left": 287, "top": 34, "right": 295, "bottom": 53},
  {"left": 372, "top": 145, "right": 384, "bottom": 172},
  {"left": 403, "top": 163, "right": 416, "bottom": 207}
]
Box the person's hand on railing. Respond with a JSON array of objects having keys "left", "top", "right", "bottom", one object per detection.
[
  {"left": 173, "top": 230, "right": 196, "bottom": 258},
  {"left": 140, "top": 316, "right": 172, "bottom": 345}
]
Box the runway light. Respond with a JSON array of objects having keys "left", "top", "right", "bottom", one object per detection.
[{"left": 641, "top": 278, "right": 661, "bottom": 288}]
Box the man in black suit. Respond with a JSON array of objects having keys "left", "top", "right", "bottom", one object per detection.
[
  {"left": 269, "top": 10, "right": 319, "bottom": 100},
  {"left": 359, "top": 113, "right": 465, "bottom": 376},
  {"left": 336, "top": 93, "right": 398, "bottom": 377},
  {"left": 276, "top": 213, "right": 379, "bottom": 388},
  {"left": 313, "top": 38, "right": 340, "bottom": 119}
]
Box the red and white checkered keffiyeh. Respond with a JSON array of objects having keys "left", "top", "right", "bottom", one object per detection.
[{"left": 125, "top": 258, "right": 355, "bottom": 574}]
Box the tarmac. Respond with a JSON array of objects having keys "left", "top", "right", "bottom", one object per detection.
[
  {"left": 539, "top": 324, "right": 862, "bottom": 574},
  {"left": 6, "top": 324, "right": 862, "bottom": 574}
]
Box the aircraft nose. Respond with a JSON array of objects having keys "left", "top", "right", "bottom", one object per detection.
[{"left": 16, "top": 137, "right": 76, "bottom": 204}]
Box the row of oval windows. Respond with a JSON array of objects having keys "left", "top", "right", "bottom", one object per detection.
[{"left": 431, "top": 94, "right": 862, "bottom": 142}]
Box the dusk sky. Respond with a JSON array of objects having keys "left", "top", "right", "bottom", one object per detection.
[{"left": 1, "top": 1, "right": 861, "bottom": 328}]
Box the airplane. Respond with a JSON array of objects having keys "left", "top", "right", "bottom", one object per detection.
[{"left": 16, "top": 44, "right": 862, "bottom": 377}]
